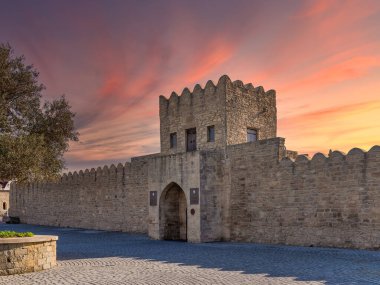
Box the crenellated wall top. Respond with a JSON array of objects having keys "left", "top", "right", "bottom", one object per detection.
[
  {"left": 279, "top": 145, "right": 380, "bottom": 171},
  {"left": 159, "top": 75, "right": 276, "bottom": 113}
]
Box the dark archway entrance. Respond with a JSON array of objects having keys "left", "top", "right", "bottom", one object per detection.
[{"left": 159, "top": 183, "right": 187, "bottom": 241}]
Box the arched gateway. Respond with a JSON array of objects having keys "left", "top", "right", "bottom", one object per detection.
[{"left": 159, "top": 183, "right": 187, "bottom": 241}]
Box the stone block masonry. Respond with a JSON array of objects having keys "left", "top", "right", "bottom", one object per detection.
[
  {"left": 8, "top": 75, "right": 380, "bottom": 249},
  {"left": 0, "top": 236, "right": 58, "bottom": 275},
  {"left": 10, "top": 156, "right": 152, "bottom": 233},
  {"left": 10, "top": 138, "right": 380, "bottom": 248},
  {"left": 159, "top": 75, "right": 276, "bottom": 155},
  {"left": 228, "top": 139, "right": 380, "bottom": 249}
]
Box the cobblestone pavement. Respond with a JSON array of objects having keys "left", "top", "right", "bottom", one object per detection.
[{"left": 0, "top": 224, "right": 380, "bottom": 285}]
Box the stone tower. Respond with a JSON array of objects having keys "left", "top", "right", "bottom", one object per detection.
[
  {"left": 147, "top": 75, "right": 278, "bottom": 242},
  {"left": 159, "top": 75, "right": 277, "bottom": 154}
]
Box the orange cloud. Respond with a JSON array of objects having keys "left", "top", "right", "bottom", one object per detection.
[
  {"left": 4, "top": 1, "right": 380, "bottom": 171},
  {"left": 279, "top": 101, "right": 380, "bottom": 154},
  {"left": 243, "top": 0, "right": 380, "bottom": 91},
  {"left": 281, "top": 55, "right": 380, "bottom": 92}
]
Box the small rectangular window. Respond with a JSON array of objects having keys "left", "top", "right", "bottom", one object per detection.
[
  {"left": 170, "top": 132, "right": 177, "bottom": 148},
  {"left": 207, "top": 125, "right": 215, "bottom": 142},
  {"left": 247, "top": 128, "right": 257, "bottom": 142},
  {"left": 186, "top": 128, "right": 197, "bottom": 151}
]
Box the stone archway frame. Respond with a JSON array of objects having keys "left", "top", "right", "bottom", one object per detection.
[{"left": 159, "top": 182, "right": 187, "bottom": 241}]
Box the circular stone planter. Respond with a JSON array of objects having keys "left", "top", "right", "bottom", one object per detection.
[{"left": 0, "top": 235, "right": 58, "bottom": 276}]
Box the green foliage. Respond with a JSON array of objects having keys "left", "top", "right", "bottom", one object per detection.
[
  {"left": 0, "top": 43, "right": 79, "bottom": 182},
  {"left": 0, "top": 231, "right": 34, "bottom": 238}
]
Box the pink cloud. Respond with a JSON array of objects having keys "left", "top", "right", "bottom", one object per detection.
[
  {"left": 281, "top": 55, "right": 380, "bottom": 92},
  {"left": 2, "top": 1, "right": 380, "bottom": 170}
]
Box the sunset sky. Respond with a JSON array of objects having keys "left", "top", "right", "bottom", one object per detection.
[{"left": 1, "top": 0, "right": 380, "bottom": 171}]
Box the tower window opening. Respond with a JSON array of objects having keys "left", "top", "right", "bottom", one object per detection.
[
  {"left": 247, "top": 128, "right": 258, "bottom": 142},
  {"left": 170, "top": 132, "right": 177, "bottom": 148},
  {"left": 207, "top": 125, "right": 215, "bottom": 142},
  {"left": 186, "top": 128, "right": 197, "bottom": 151}
]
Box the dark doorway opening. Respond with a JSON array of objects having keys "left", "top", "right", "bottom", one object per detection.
[{"left": 159, "top": 183, "right": 187, "bottom": 241}]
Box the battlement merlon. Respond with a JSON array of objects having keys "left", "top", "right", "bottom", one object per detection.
[{"left": 159, "top": 75, "right": 277, "bottom": 154}]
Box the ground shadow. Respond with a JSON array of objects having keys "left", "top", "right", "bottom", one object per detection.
[{"left": 2, "top": 224, "right": 380, "bottom": 284}]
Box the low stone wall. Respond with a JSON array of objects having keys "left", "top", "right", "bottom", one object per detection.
[{"left": 0, "top": 235, "right": 58, "bottom": 275}]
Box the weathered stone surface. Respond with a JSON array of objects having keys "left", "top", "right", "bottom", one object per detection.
[
  {"left": 227, "top": 139, "right": 380, "bottom": 249},
  {"left": 159, "top": 75, "right": 276, "bottom": 154},
  {"left": 8, "top": 75, "right": 380, "bottom": 249},
  {"left": 0, "top": 236, "right": 57, "bottom": 275},
  {"left": 10, "top": 156, "right": 151, "bottom": 234}
]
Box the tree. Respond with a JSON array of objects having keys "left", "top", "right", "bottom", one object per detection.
[{"left": 0, "top": 43, "right": 79, "bottom": 182}]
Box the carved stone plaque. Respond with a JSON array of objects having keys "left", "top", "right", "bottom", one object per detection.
[
  {"left": 150, "top": 191, "right": 157, "bottom": 206},
  {"left": 190, "top": 188, "right": 199, "bottom": 205}
]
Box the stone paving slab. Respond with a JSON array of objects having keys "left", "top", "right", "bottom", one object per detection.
[{"left": 0, "top": 224, "right": 379, "bottom": 285}]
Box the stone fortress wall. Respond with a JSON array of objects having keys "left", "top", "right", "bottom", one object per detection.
[
  {"left": 10, "top": 156, "right": 151, "bottom": 233},
  {"left": 9, "top": 75, "right": 380, "bottom": 249},
  {"left": 227, "top": 139, "right": 380, "bottom": 249},
  {"left": 10, "top": 139, "right": 380, "bottom": 249}
]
